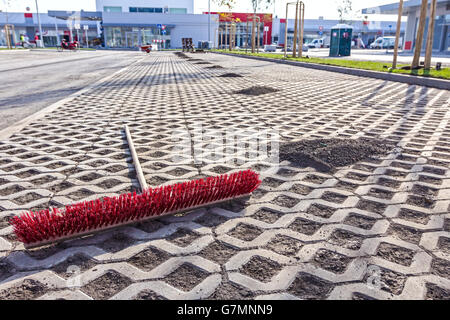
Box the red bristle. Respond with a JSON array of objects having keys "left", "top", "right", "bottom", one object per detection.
[{"left": 10, "top": 170, "right": 261, "bottom": 245}]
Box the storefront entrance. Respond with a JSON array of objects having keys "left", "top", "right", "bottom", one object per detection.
[{"left": 125, "top": 32, "right": 140, "bottom": 48}]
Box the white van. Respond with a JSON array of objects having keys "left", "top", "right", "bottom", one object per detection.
[
  {"left": 308, "top": 37, "right": 330, "bottom": 48},
  {"left": 369, "top": 36, "right": 402, "bottom": 49},
  {"left": 308, "top": 39, "right": 324, "bottom": 48}
]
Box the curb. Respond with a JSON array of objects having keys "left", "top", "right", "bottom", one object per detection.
[
  {"left": 0, "top": 49, "right": 30, "bottom": 53},
  {"left": 0, "top": 56, "right": 147, "bottom": 141},
  {"left": 214, "top": 52, "right": 450, "bottom": 90}
]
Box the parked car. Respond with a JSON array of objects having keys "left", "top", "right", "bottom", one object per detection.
[
  {"left": 264, "top": 44, "right": 277, "bottom": 52},
  {"left": 286, "top": 44, "right": 309, "bottom": 52},
  {"left": 308, "top": 37, "right": 330, "bottom": 49},
  {"left": 369, "top": 36, "right": 402, "bottom": 49}
]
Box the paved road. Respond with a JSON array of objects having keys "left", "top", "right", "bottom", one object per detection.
[
  {"left": 0, "top": 49, "right": 143, "bottom": 130},
  {"left": 0, "top": 52, "right": 449, "bottom": 300}
]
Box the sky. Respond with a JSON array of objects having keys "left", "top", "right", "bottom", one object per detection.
[{"left": 1, "top": 0, "right": 402, "bottom": 20}]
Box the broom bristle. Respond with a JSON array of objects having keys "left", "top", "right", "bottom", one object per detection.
[{"left": 11, "top": 170, "right": 261, "bottom": 246}]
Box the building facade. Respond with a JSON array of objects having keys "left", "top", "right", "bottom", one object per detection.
[
  {"left": 96, "top": 0, "right": 194, "bottom": 14},
  {"left": 206, "top": 12, "right": 273, "bottom": 48},
  {"left": 102, "top": 12, "right": 218, "bottom": 49},
  {"left": 0, "top": 11, "right": 100, "bottom": 47},
  {"left": 363, "top": 0, "right": 450, "bottom": 53}
]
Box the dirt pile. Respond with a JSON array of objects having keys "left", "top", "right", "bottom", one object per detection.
[
  {"left": 219, "top": 73, "right": 243, "bottom": 78},
  {"left": 235, "top": 86, "right": 279, "bottom": 96},
  {"left": 280, "top": 138, "right": 394, "bottom": 172}
]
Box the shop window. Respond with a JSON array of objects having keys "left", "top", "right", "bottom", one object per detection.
[
  {"left": 104, "top": 6, "right": 122, "bottom": 13},
  {"left": 129, "top": 7, "right": 163, "bottom": 13},
  {"left": 169, "top": 8, "right": 187, "bottom": 14}
]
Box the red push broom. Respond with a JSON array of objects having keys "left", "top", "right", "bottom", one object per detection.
[{"left": 11, "top": 125, "right": 261, "bottom": 249}]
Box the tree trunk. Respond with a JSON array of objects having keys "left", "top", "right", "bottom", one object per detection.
[
  {"left": 424, "top": 0, "right": 437, "bottom": 70},
  {"left": 411, "top": 0, "right": 428, "bottom": 69},
  {"left": 392, "top": 0, "right": 404, "bottom": 69}
]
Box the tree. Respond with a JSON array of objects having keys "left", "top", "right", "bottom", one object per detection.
[
  {"left": 337, "top": 0, "right": 353, "bottom": 24},
  {"left": 212, "top": 0, "right": 237, "bottom": 10},
  {"left": 251, "top": 0, "right": 274, "bottom": 13}
]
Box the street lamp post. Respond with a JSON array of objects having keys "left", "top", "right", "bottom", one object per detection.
[
  {"left": 208, "top": 0, "right": 211, "bottom": 47},
  {"left": 35, "top": 0, "right": 44, "bottom": 47}
]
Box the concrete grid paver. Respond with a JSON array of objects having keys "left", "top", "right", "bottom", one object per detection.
[{"left": 0, "top": 52, "right": 449, "bottom": 300}]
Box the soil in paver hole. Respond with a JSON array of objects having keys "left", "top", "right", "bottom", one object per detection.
[
  {"left": 271, "top": 195, "right": 299, "bottom": 208},
  {"left": 0, "top": 261, "right": 15, "bottom": 282},
  {"left": 425, "top": 283, "right": 450, "bottom": 300},
  {"left": 167, "top": 228, "right": 200, "bottom": 247},
  {"left": 363, "top": 266, "right": 406, "bottom": 295},
  {"left": 329, "top": 229, "right": 364, "bottom": 250},
  {"left": 228, "top": 223, "right": 263, "bottom": 242},
  {"left": 0, "top": 185, "right": 26, "bottom": 196},
  {"left": 0, "top": 215, "right": 13, "bottom": 229},
  {"left": 51, "top": 254, "right": 97, "bottom": 278},
  {"left": 240, "top": 256, "right": 282, "bottom": 283},
  {"left": 279, "top": 138, "right": 393, "bottom": 173},
  {"left": 352, "top": 292, "right": 377, "bottom": 300},
  {"left": 287, "top": 273, "right": 334, "bottom": 299},
  {"left": 321, "top": 192, "right": 348, "bottom": 204},
  {"left": 266, "top": 235, "right": 303, "bottom": 256},
  {"left": 195, "top": 213, "right": 228, "bottom": 228},
  {"left": 289, "top": 218, "right": 322, "bottom": 235},
  {"left": 387, "top": 224, "right": 422, "bottom": 244},
  {"left": 344, "top": 213, "right": 377, "bottom": 230},
  {"left": 128, "top": 247, "right": 171, "bottom": 271},
  {"left": 431, "top": 258, "right": 450, "bottom": 280},
  {"left": 234, "top": 86, "right": 280, "bottom": 96},
  {"left": 25, "top": 243, "right": 66, "bottom": 260},
  {"left": 356, "top": 199, "right": 387, "bottom": 214},
  {"left": 208, "top": 281, "right": 255, "bottom": 300},
  {"left": 135, "top": 290, "right": 167, "bottom": 300},
  {"left": 313, "top": 249, "right": 352, "bottom": 274},
  {"left": 0, "top": 279, "right": 48, "bottom": 300},
  {"left": 98, "top": 233, "right": 135, "bottom": 253},
  {"left": 67, "top": 189, "right": 95, "bottom": 201},
  {"left": 438, "top": 237, "right": 450, "bottom": 254},
  {"left": 165, "top": 263, "right": 209, "bottom": 291},
  {"left": 199, "top": 241, "right": 238, "bottom": 264},
  {"left": 252, "top": 208, "right": 284, "bottom": 224},
  {"left": 81, "top": 271, "right": 133, "bottom": 300},
  {"left": 376, "top": 242, "right": 415, "bottom": 266},
  {"left": 398, "top": 208, "right": 430, "bottom": 224},
  {"left": 289, "top": 184, "right": 313, "bottom": 195},
  {"left": 406, "top": 195, "right": 435, "bottom": 208},
  {"left": 307, "top": 204, "right": 337, "bottom": 219}
]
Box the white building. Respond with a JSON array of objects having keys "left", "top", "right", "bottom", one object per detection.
[
  {"left": 363, "top": 0, "right": 450, "bottom": 54},
  {"left": 94, "top": 0, "right": 217, "bottom": 49},
  {"left": 102, "top": 12, "right": 218, "bottom": 48},
  {"left": 96, "top": 0, "right": 194, "bottom": 14}
]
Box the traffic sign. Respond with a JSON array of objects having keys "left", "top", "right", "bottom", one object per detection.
[
  {"left": 264, "top": 26, "right": 269, "bottom": 32},
  {"left": 318, "top": 31, "right": 323, "bottom": 36},
  {"left": 319, "top": 26, "right": 323, "bottom": 31},
  {"left": 83, "top": 25, "right": 89, "bottom": 30},
  {"left": 157, "top": 24, "right": 162, "bottom": 29},
  {"left": 161, "top": 25, "right": 166, "bottom": 30},
  {"left": 161, "top": 29, "right": 166, "bottom": 35},
  {"left": 74, "top": 24, "right": 81, "bottom": 30}
]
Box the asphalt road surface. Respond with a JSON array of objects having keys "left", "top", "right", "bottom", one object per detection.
[{"left": 0, "top": 49, "right": 143, "bottom": 131}]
